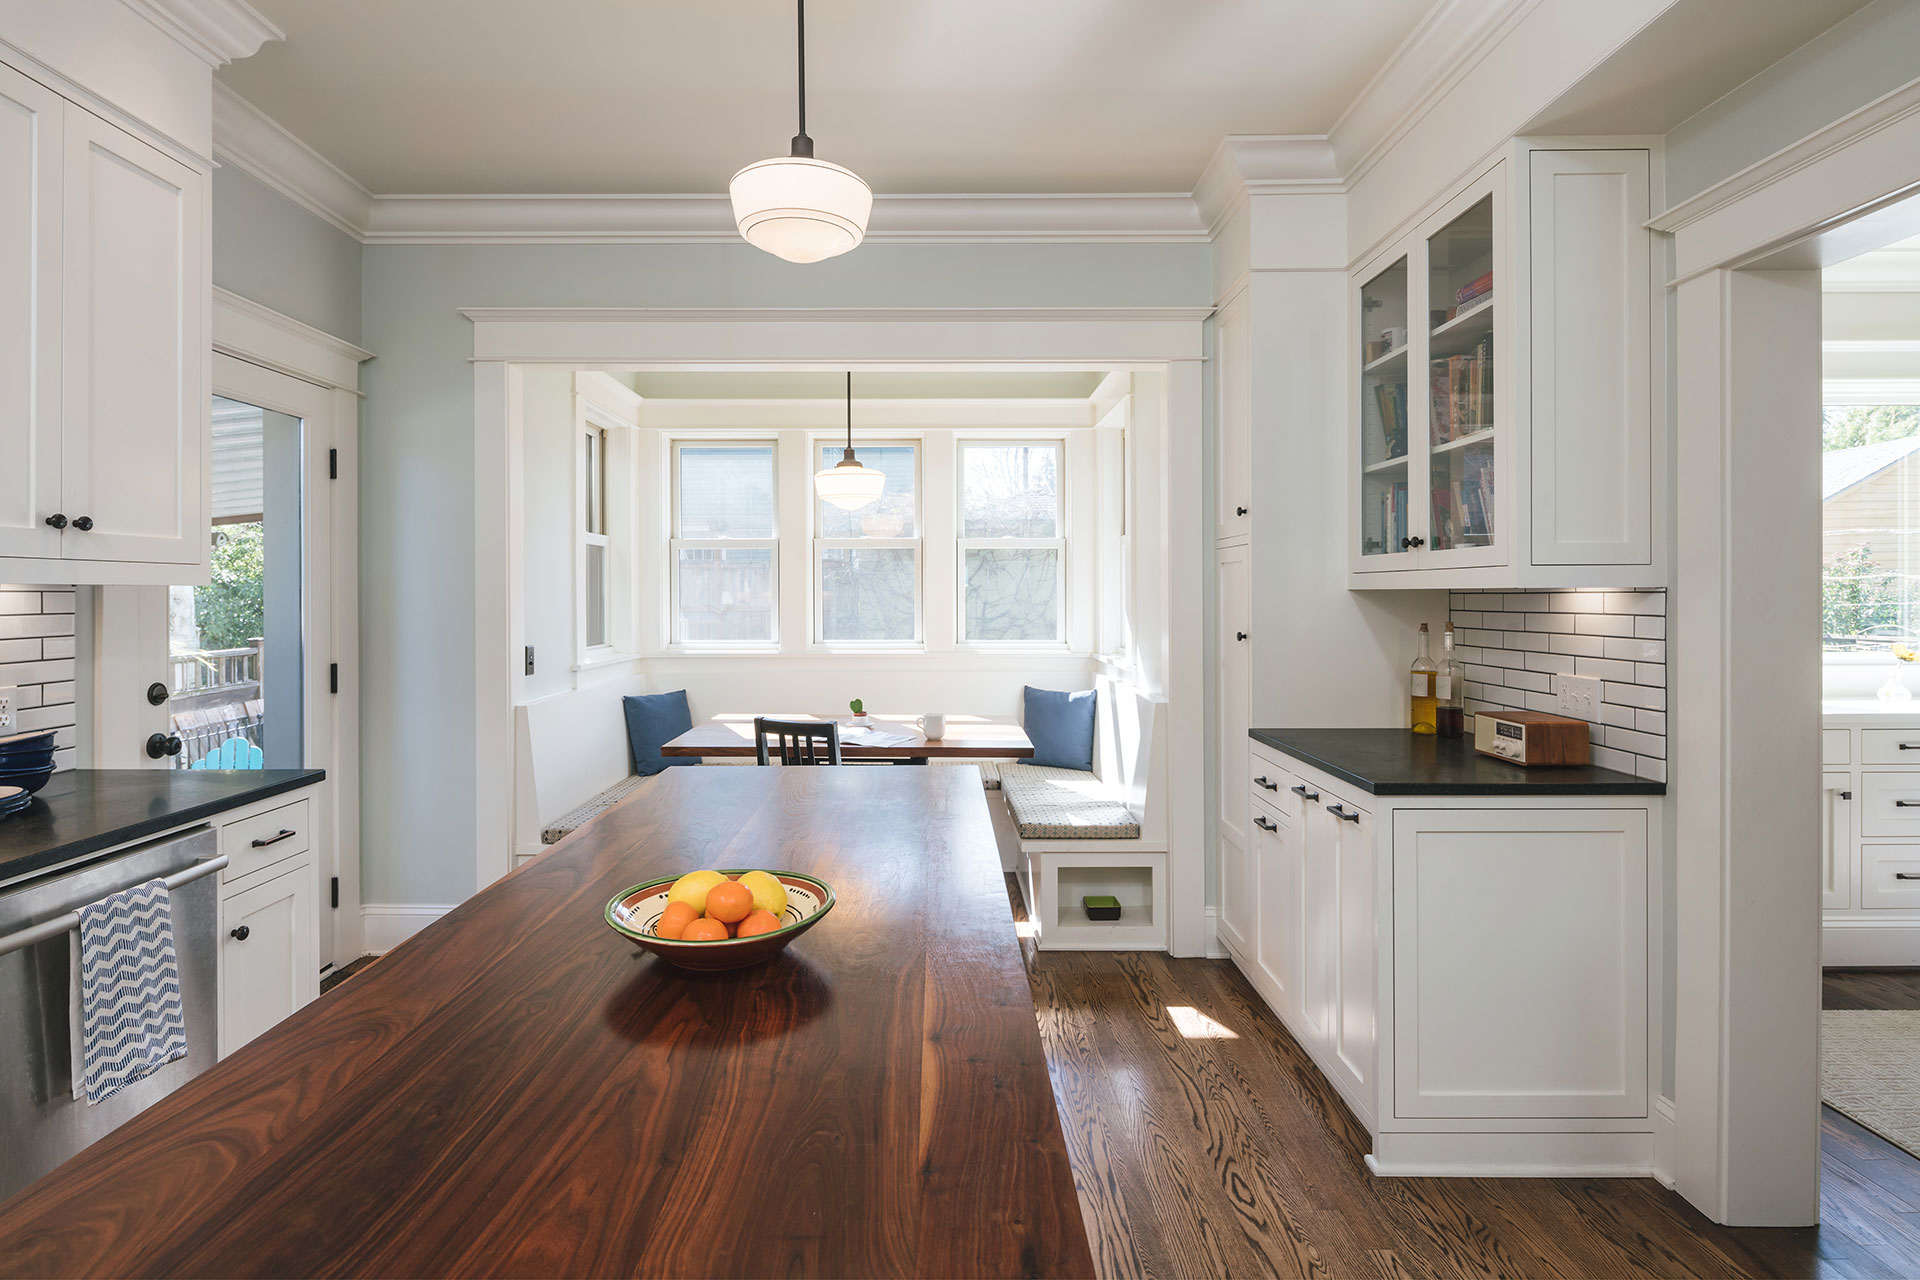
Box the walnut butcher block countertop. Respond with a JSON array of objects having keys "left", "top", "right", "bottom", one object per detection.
[{"left": 0, "top": 767, "right": 1093, "bottom": 1279}]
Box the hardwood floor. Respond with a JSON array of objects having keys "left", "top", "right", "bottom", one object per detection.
[{"left": 1010, "top": 878, "right": 1920, "bottom": 1279}]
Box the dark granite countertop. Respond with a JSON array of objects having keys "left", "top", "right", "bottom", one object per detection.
[
  {"left": 0, "top": 769, "right": 326, "bottom": 884},
  {"left": 1249, "top": 728, "right": 1664, "bottom": 796}
]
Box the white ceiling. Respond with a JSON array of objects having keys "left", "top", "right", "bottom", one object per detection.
[{"left": 216, "top": 0, "right": 1439, "bottom": 196}]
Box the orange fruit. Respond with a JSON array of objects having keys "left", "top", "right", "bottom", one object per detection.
[
  {"left": 681, "top": 918, "right": 728, "bottom": 942},
  {"left": 736, "top": 909, "right": 780, "bottom": 938},
  {"left": 655, "top": 901, "right": 698, "bottom": 939},
  {"left": 703, "top": 881, "right": 753, "bottom": 925}
]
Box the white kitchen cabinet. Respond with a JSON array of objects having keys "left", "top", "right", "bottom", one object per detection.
[
  {"left": 0, "top": 53, "right": 209, "bottom": 583},
  {"left": 1216, "top": 543, "right": 1252, "bottom": 958},
  {"left": 1228, "top": 738, "right": 1662, "bottom": 1176},
  {"left": 218, "top": 859, "right": 316, "bottom": 1058},
  {"left": 1822, "top": 772, "right": 1854, "bottom": 912},
  {"left": 1349, "top": 143, "right": 1659, "bottom": 589},
  {"left": 1214, "top": 289, "right": 1252, "bottom": 544},
  {"left": 1819, "top": 708, "right": 1920, "bottom": 963}
]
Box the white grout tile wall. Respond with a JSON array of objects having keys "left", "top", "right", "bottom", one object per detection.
[
  {"left": 1448, "top": 588, "right": 1668, "bottom": 783},
  {"left": 0, "top": 585, "right": 79, "bottom": 771}
]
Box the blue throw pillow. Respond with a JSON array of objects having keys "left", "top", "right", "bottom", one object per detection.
[
  {"left": 1024, "top": 686, "right": 1096, "bottom": 772},
  {"left": 623, "top": 690, "right": 696, "bottom": 776}
]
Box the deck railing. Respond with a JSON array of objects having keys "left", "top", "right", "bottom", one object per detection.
[{"left": 170, "top": 640, "right": 262, "bottom": 695}]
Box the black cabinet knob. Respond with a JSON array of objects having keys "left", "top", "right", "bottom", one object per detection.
[
  {"left": 1236, "top": 631, "right": 1248, "bottom": 642},
  {"left": 145, "top": 732, "right": 182, "bottom": 759},
  {"left": 229, "top": 925, "right": 250, "bottom": 941},
  {"left": 1400, "top": 535, "right": 1426, "bottom": 550},
  {"left": 44, "top": 513, "right": 66, "bottom": 530},
  {"left": 71, "top": 515, "right": 92, "bottom": 531},
  {"left": 1236, "top": 506, "right": 1248, "bottom": 517}
]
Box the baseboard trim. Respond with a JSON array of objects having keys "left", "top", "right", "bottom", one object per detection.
[
  {"left": 362, "top": 903, "right": 455, "bottom": 954},
  {"left": 1205, "top": 906, "right": 1227, "bottom": 959},
  {"left": 1652, "top": 1094, "right": 1677, "bottom": 1188},
  {"left": 1823, "top": 921, "right": 1920, "bottom": 966},
  {"left": 1367, "top": 1129, "right": 1655, "bottom": 1178}
]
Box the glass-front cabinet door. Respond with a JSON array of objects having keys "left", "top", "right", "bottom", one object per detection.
[
  {"left": 1421, "top": 177, "right": 1504, "bottom": 568},
  {"left": 1356, "top": 254, "right": 1416, "bottom": 568}
]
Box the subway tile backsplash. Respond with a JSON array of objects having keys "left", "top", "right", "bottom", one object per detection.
[
  {"left": 0, "top": 585, "right": 78, "bottom": 771},
  {"left": 1449, "top": 588, "right": 1668, "bottom": 783}
]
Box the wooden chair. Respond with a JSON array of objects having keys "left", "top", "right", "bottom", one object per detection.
[{"left": 754, "top": 717, "right": 842, "bottom": 766}]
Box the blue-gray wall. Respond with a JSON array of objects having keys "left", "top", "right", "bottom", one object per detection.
[
  {"left": 1665, "top": 0, "right": 1920, "bottom": 205},
  {"left": 211, "top": 165, "right": 363, "bottom": 344},
  {"left": 357, "top": 242, "right": 1211, "bottom": 904}
]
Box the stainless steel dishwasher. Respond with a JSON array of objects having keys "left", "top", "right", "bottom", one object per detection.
[{"left": 0, "top": 828, "right": 223, "bottom": 1202}]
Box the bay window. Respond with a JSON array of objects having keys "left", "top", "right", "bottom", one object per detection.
[{"left": 672, "top": 442, "right": 778, "bottom": 645}]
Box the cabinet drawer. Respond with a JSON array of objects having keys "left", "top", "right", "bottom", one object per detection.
[
  {"left": 221, "top": 799, "right": 311, "bottom": 882},
  {"left": 1249, "top": 755, "right": 1293, "bottom": 819},
  {"left": 1861, "top": 730, "right": 1920, "bottom": 765},
  {"left": 1824, "top": 730, "right": 1851, "bottom": 766},
  {"left": 1861, "top": 846, "right": 1920, "bottom": 910}
]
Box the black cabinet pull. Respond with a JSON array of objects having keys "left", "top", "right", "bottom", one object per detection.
[
  {"left": 1841, "top": 791, "right": 1853, "bottom": 800},
  {"left": 1325, "top": 803, "right": 1361, "bottom": 823},
  {"left": 43, "top": 513, "right": 66, "bottom": 530},
  {"left": 1236, "top": 631, "right": 1248, "bottom": 642},
  {"left": 70, "top": 515, "right": 92, "bottom": 531},
  {"left": 1400, "top": 535, "right": 1425, "bottom": 550},
  {"left": 1254, "top": 776, "right": 1279, "bottom": 791},
  {"left": 1899, "top": 743, "right": 1920, "bottom": 751},
  {"left": 1253, "top": 815, "right": 1278, "bottom": 833},
  {"left": 1897, "top": 873, "right": 1920, "bottom": 882},
  {"left": 1291, "top": 783, "right": 1319, "bottom": 801},
  {"left": 1235, "top": 506, "right": 1248, "bottom": 517},
  {"left": 251, "top": 828, "right": 297, "bottom": 848},
  {"left": 229, "top": 925, "right": 250, "bottom": 941},
  {"left": 1896, "top": 801, "right": 1920, "bottom": 809}
]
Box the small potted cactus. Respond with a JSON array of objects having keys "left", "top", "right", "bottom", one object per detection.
[{"left": 848, "top": 697, "right": 871, "bottom": 728}]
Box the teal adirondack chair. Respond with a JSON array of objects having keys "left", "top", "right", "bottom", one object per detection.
[{"left": 191, "top": 736, "right": 264, "bottom": 770}]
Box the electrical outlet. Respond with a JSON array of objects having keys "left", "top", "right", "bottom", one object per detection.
[
  {"left": 0, "top": 687, "right": 15, "bottom": 735},
  {"left": 1553, "top": 673, "right": 1601, "bottom": 720}
]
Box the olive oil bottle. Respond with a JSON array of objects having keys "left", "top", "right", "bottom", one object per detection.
[{"left": 1409, "top": 623, "right": 1438, "bottom": 735}]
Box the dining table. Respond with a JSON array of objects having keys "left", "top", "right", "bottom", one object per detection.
[
  {"left": 661, "top": 712, "right": 1035, "bottom": 762},
  {"left": 0, "top": 766, "right": 1093, "bottom": 1278}
]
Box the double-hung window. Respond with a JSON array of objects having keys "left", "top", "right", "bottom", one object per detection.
[
  {"left": 958, "top": 441, "right": 1064, "bottom": 644},
  {"left": 579, "top": 423, "right": 610, "bottom": 650},
  {"left": 815, "top": 442, "right": 920, "bottom": 644},
  {"left": 671, "top": 442, "right": 778, "bottom": 645}
]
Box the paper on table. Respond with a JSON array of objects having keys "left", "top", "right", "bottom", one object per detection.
[{"left": 839, "top": 726, "right": 917, "bottom": 748}]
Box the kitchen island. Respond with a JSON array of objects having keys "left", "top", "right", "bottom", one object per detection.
[{"left": 0, "top": 766, "right": 1093, "bottom": 1278}]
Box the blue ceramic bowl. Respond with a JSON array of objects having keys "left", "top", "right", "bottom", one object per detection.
[
  {"left": 0, "top": 730, "right": 56, "bottom": 751},
  {"left": 0, "top": 750, "right": 57, "bottom": 771},
  {"left": 0, "top": 767, "right": 55, "bottom": 794}
]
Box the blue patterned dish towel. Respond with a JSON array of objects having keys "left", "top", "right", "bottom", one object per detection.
[{"left": 70, "top": 878, "right": 189, "bottom": 1104}]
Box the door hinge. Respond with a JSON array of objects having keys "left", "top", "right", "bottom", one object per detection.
[
  {"left": 328, "top": 447, "right": 338, "bottom": 480},
  {"left": 329, "top": 662, "right": 338, "bottom": 694},
  {"left": 330, "top": 876, "right": 340, "bottom": 909}
]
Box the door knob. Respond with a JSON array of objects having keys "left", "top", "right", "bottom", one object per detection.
[
  {"left": 145, "top": 733, "right": 182, "bottom": 759},
  {"left": 229, "top": 925, "right": 250, "bottom": 941},
  {"left": 44, "top": 514, "right": 66, "bottom": 530},
  {"left": 71, "top": 515, "right": 92, "bottom": 531}
]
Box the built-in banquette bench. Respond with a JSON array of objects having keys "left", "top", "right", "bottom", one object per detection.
[{"left": 1007, "top": 676, "right": 1168, "bottom": 951}]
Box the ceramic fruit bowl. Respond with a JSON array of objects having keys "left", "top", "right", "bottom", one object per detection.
[{"left": 605, "top": 870, "right": 835, "bottom": 972}]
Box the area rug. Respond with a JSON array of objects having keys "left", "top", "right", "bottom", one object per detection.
[{"left": 1822, "top": 1009, "right": 1920, "bottom": 1158}]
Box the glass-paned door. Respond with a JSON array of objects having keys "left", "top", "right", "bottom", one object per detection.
[
  {"left": 1358, "top": 255, "right": 1415, "bottom": 566},
  {"left": 168, "top": 396, "right": 303, "bottom": 770},
  {"left": 1425, "top": 192, "right": 1498, "bottom": 558}
]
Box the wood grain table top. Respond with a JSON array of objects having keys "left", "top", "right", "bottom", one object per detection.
[
  {"left": 661, "top": 713, "right": 1035, "bottom": 760},
  {"left": 0, "top": 768, "right": 1092, "bottom": 1279}
]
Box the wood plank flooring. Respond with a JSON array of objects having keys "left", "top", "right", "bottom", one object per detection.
[{"left": 1011, "top": 878, "right": 1920, "bottom": 1279}]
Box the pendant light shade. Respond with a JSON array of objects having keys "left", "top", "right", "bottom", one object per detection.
[
  {"left": 732, "top": 0, "right": 871, "bottom": 264},
  {"left": 815, "top": 373, "right": 885, "bottom": 510},
  {"left": 729, "top": 156, "right": 872, "bottom": 264}
]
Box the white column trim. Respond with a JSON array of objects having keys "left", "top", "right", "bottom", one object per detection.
[{"left": 212, "top": 286, "right": 372, "bottom": 392}]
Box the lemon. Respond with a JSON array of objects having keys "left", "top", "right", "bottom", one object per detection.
[
  {"left": 666, "top": 870, "right": 726, "bottom": 914},
  {"left": 737, "top": 870, "right": 789, "bottom": 919}
]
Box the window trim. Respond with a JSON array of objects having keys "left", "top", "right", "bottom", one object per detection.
[
  {"left": 669, "top": 438, "right": 781, "bottom": 650},
  {"left": 573, "top": 386, "right": 639, "bottom": 671},
  {"left": 578, "top": 421, "right": 611, "bottom": 654},
  {"left": 811, "top": 436, "right": 924, "bottom": 648},
  {"left": 955, "top": 438, "right": 1068, "bottom": 648}
]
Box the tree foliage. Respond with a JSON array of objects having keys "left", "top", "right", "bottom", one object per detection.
[
  {"left": 197, "top": 523, "right": 265, "bottom": 650},
  {"left": 1824, "top": 405, "right": 1920, "bottom": 452},
  {"left": 1824, "top": 542, "right": 1904, "bottom": 643}
]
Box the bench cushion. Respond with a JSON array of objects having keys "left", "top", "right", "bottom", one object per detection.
[
  {"left": 541, "top": 774, "right": 652, "bottom": 844},
  {"left": 1000, "top": 764, "right": 1140, "bottom": 840},
  {"left": 933, "top": 759, "right": 1003, "bottom": 789}
]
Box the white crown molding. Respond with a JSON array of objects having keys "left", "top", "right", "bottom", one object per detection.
[
  {"left": 1192, "top": 135, "right": 1343, "bottom": 235},
  {"left": 634, "top": 397, "right": 1098, "bottom": 430},
  {"left": 121, "top": 0, "right": 282, "bottom": 67},
  {"left": 460, "top": 306, "right": 1216, "bottom": 325},
  {"left": 213, "top": 82, "right": 373, "bottom": 238},
  {"left": 212, "top": 286, "right": 373, "bottom": 392}
]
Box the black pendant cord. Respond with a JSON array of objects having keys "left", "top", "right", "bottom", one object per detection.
[
  {"left": 843, "top": 371, "right": 855, "bottom": 461},
  {"left": 791, "top": 0, "right": 814, "bottom": 158}
]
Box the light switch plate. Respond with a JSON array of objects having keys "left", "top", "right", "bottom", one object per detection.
[
  {"left": 0, "top": 687, "right": 15, "bottom": 734},
  {"left": 1553, "top": 673, "right": 1601, "bottom": 720}
]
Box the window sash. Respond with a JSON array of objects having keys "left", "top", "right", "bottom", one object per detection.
[
  {"left": 814, "top": 537, "right": 923, "bottom": 646},
  {"left": 957, "top": 440, "right": 1062, "bottom": 540},
  {"left": 672, "top": 440, "right": 779, "bottom": 541},
  {"left": 671, "top": 537, "right": 779, "bottom": 647},
  {"left": 956, "top": 537, "right": 1067, "bottom": 645}
]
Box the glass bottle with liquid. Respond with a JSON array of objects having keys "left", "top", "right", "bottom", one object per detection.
[
  {"left": 1409, "top": 623, "right": 1438, "bottom": 735},
  {"left": 1436, "top": 621, "right": 1465, "bottom": 738}
]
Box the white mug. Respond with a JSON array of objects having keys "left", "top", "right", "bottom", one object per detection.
[{"left": 917, "top": 713, "right": 946, "bottom": 740}]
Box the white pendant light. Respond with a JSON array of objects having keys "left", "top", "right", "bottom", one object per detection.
[
  {"left": 815, "top": 373, "right": 885, "bottom": 510},
  {"left": 729, "top": 0, "right": 872, "bottom": 264}
]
